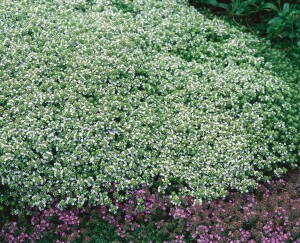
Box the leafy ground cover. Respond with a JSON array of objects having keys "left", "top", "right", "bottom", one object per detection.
[
  {"left": 0, "top": 0, "right": 299, "bottom": 241},
  {"left": 1, "top": 0, "right": 299, "bottom": 211}
]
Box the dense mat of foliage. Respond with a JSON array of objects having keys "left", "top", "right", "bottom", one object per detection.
[
  {"left": 1, "top": 179, "right": 300, "bottom": 242},
  {"left": 0, "top": 0, "right": 299, "bottom": 210}
]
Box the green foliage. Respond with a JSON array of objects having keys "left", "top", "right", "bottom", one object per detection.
[
  {"left": 0, "top": 185, "right": 22, "bottom": 224},
  {"left": 267, "top": 3, "right": 300, "bottom": 47},
  {"left": 193, "top": 0, "right": 283, "bottom": 15},
  {"left": 0, "top": 0, "right": 299, "bottom": 211},
  {"left": 75, "top": 211, "right": 121, "bottom": 243},
  {"left": 190, "top": 0, "right": 300, "bottom": 61}
]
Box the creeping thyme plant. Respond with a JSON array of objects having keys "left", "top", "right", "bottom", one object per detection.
[{"left": 0, "top": 0, "right": 299, "bottom": 211}]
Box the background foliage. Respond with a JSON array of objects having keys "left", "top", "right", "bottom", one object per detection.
[{"left": 189, "top": 0, "right": 300, "bottom": 63}]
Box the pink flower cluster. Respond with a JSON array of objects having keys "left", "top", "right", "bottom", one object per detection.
[
  {"left": 1, "top": 205, "right": 83, "bottom": 243},
  {"left": 1, "top": 179, "right": 300, "bottom": 242},
  {"left": 93, "top": 180, "right": 300, "bottom": 242}
]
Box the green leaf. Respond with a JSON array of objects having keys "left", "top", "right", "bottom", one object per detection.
[
  {"left": 197, "top": 0, "right": 229, "bottom": 10},
  {"left": 291, "top": 10, "right": 300, "bottom": 15},
  {"left": 236, "top": 7, "right": 245, "bottom": 15},
  {"left": 262, "top": 3, "right": 279, "bottom": 12},
  {"left": 268, "top": 16, "right": 282, "bottom": 25},
  {"left": 282, "top": 3, "right": 290, "bottom": 15},
  {"left": 244, "top": 0, "right": 258, "bottom": 7}
]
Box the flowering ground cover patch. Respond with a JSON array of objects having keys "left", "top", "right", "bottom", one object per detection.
[
  {"left": 1, "top": 178, "right": 300, "bottom": 242},
  {"left": 0, "top": 0, "right": 299, "bottom": 212}
]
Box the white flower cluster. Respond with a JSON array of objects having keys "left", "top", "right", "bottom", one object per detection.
[{"left": 0, "top": 0, "right": 299, "bottom": 209}]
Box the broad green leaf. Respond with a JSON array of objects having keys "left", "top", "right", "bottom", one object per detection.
[
  {"left": 197, "top": 0, "right": 229, "bottom": 10},
  {"left": 282, "top": 3, "right": 290, "bottom": 15},
  {"left": 236, "top": 7, "right": 245, "bottom": 15},
  {"left": 262, "top": 3, "right": 279, "bottom": 12},
  {"left": 268, "top": 16, "right": 283, "bottom": 25}
]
